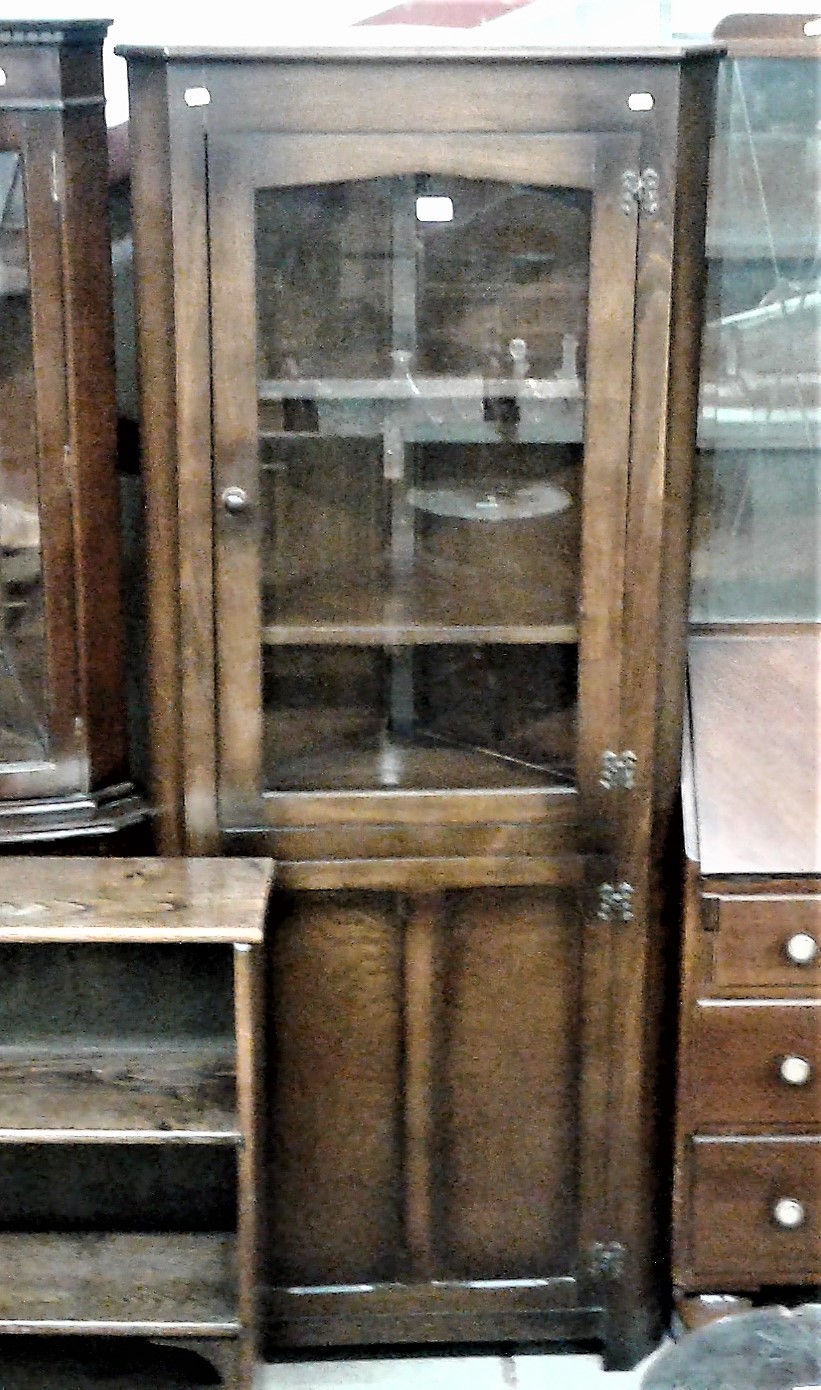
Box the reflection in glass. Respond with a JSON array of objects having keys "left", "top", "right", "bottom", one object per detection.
[
  {"left": 0, "top": 152, "right": 47, "bottom": 763},
  {"left": 255, "top": 176, "right": 591, "bottom": 792},
  {"left": 694, "top": 58, "right": 821, "bottom": 623}
]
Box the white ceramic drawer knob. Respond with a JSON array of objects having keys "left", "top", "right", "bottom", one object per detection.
[
  {"left": 784, "top": 932, "right": 820, "bottom": 966},
  {"left": 779, "top": 1055, "right": 812, "bottom": 1086},
  {"left": 772, "top": 1197, "right": 806, "bottom": 1229}
]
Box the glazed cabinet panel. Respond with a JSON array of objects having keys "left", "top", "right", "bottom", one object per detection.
[
  {"left": 0, "top": 22, "right": 142, "bottom": 841},
  {"left": 208, "top": 131, "right": 638, "bottom": 824}
]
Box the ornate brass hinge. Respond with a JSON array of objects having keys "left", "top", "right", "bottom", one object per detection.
[
  {"left": 586, "top": 1240, "right": 628, "bottom": 1281},
  {"left": 599, "top": 749, "right": 637, "bottom": 791},
  {"left": 596, "top": 881, "right": 635, "bottom": 923},
  {"left": 620, "top": 167, "right": 660, "bottom": 216}
]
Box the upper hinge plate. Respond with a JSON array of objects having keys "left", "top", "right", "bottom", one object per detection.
[
  {"left": 620, "top": 166, "right": 659, "bottom": 216},
  {"left": 599, "top": 749, "right": 637, "bottom": 791},
  {"left": 596, "top": 881, "right": 635, "bottom": 923}
]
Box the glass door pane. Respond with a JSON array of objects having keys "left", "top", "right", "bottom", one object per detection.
[
  {"left": 694, "top": 56, "right": 821, "bottom": 623},
  {"left": 256, "top": 175, "right": 588, "bottom": 793},
  {"left": 0, "top": 151, "right": 47, "bottom": 766},
  {"left": 210, "top": 131, "right": 638, "bottom": 812}
]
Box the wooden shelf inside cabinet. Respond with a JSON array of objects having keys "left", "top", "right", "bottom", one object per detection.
[{"left": 0, "top": 857, "right": 273, "bottom": 1390}]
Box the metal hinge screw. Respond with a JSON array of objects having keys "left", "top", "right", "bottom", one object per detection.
[
  {"left": 596, "top": 882, "right": 635, "bottom": 923},
  {"left": 599, "top": 749, "right": 637, "bottom": 791},
  {"left": 620, "top": 167, "right": 659, "bottom": 216},
  {"left": 587, "top": 1240, "right": 627, "bottom": 1281}
]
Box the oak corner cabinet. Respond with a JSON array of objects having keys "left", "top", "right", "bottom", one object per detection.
[
  {"left": 0, "top": 855, "right": 273, "bottom": 1390},
  {"left": 121, "top": 42, "right": 720, "bottom": 1367},
  {"left": 0, "top": 20, "right": 144, "bottom": 843}
]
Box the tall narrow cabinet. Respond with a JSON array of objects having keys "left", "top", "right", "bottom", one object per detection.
[
  {"left": 122, "top": 43, "right": 720, "bottom": 1367},
  {"left": 0, "top": 20, "right": 142, "bottom": 841}
]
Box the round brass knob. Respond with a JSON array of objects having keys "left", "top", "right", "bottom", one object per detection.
[
  {"left": 221, "top": 486, "right": 250, "bottom": 515},
  {"left": 772, "top": 1197, "right": 806, "bottom": 1229},
  {"left": 779, "top": 1055, "right": 812, "bottom": 1087},
  {"left": 784, "top": 932, "right": 819, "bottom": 966}
]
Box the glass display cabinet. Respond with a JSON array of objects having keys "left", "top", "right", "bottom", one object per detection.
[
  {"left": 675, "top": 12, "right": 821, "bottom": 1331},
  {"left": 0, "top": 20, "right": 141, "bottom": 842},
  {"left": 692, "top": 11, "right": 821, "bottom": 623},
  {"left": 123, "top": 42, "right": 719, "bottom": 1366}
]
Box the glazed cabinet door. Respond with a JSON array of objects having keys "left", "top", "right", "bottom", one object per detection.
[
  {"left": 0, "top": 123, "right": 82, "bottom": 801},
  {"left": 207, "top": 131, "right": 640, "bottom": 832},
  {"left": 265, "top": 878, "right": 614, "bottom": 1345}
]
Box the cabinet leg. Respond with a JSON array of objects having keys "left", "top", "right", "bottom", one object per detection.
[
  {"left": 673, "top": 1292, "right": 754, "bottom": 1334},
  {"left": 600, "top": 1286, "right": 663, "bottom": 1372},
  {"left": 149, "top": 1336, "right": 254, "bottom": 1388}
]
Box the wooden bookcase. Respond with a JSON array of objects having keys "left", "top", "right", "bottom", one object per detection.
[{"left": 0, "top": 857, "right": 272, "bottom": 1389}]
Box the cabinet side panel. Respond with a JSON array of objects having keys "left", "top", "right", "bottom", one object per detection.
[
  {"left": 61, "top": 99, "right": 128, "bottom": 785},
  {"left": 266, "top": 890, "right": 404, "bottom": 1284},
  {"left": 126, "top": 62, "right": 183, "bottom": 852}
]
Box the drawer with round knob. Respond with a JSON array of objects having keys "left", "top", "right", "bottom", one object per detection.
[
  {"left": 684, "top": 1135, "right": 821, "bottom": 1285},
  {"left": 686, "top": 1002, "right": 821, "bottom": 1126},
  {"left": 710, "top": 895, "right": 821, "bottom": 992}
]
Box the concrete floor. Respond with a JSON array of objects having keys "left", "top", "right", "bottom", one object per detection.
[{"left": 0, "top": 1342, "right": 666, "bottom": 1389}]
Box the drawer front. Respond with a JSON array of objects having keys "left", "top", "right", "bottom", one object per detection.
[
  {"left": 712, "top": 896, "right": 821, "bottom": 991},
  {"left": 687, "top": 1136, "right": 821, "bottom": 1285},
  {"left": 687, "top": 1003, "right": 821, "bottom": 1126}
]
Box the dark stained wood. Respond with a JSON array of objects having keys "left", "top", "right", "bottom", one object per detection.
[
  {"left": 126, "top": 60, "right": 185, "bottom": 855},
  {"left": 710, "top": 894, "right": 821, "bottom": 992},
  {"left": 265, "top": 1279, "right": 605, "bottom": 1348},
  {"left": 0, "top": 856, "right": 271, "bottom": 942},
  {"left": 0, "top": 22, "right": 140, "bottom": 837},
  {"left": 683, "top": 1003, "right": 821, "bottom": 1128},
  {"left": 0, "top": 1044, "right": 237, "bottom": 1136},
  {"left": 233, "top": 939, "right": 265, "bottom": 1381},
  {"left": 403, "top": 895, "right": 440, "bottom": 1279},
  {"left": 0, "top": 1233, "right": 239, "bottom": 1331},
  {"left": 437, "top": 887, "right": 584, "bottom": 1277},
  {"left": 123, "top": 42, "right": 719, "bottom": 1366},
  {"left": 674, "top": 638, "right": 821, "bottom": 1303},
  {"left": 0, "top": 857, "right": 272, "bottom": 1388},
  {"left": 713, "top": 11, "right": 821, "bottom": 58},
  {"left": 688, "top": 632, "right": 821, "bottom": 876},
  {"left": 684, "top": 1135, "right": 821, "bottom": 1286},
  {"left": 266, "top": 891, "right": 405, "bottom": 1286}
]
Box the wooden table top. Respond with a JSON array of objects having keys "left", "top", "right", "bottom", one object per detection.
[{"left": 684, "top": 628, "right": 821, "bottom": 877}]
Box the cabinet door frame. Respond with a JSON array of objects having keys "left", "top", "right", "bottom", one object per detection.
[
  {"left": 208, "top": 128, "right": 641, "bottom": 833},
  {"left": 0, "top": 113, "right": 85, "bottom": 799}
]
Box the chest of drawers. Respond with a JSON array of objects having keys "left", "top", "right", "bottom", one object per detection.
[{"left": 673, "top": 633, "right": 821, "bottom": 1315}]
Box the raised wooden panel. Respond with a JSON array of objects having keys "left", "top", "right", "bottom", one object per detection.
[
  {"left": 266, "top": 891, "right": 405, "bottom": 1285},
  {"left": 266, "top": 884, "right": 588, "bottom": 1299},
  {"left": 438, "top": 886, "right": 582, "bottom": 1277}
]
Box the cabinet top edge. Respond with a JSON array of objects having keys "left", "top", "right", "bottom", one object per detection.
[
  {"left": 115, "top": 42, "right": 724, "bottom": 65},
  {"left": 0, "top": 19, "right": 111, "bottom": 44}
]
